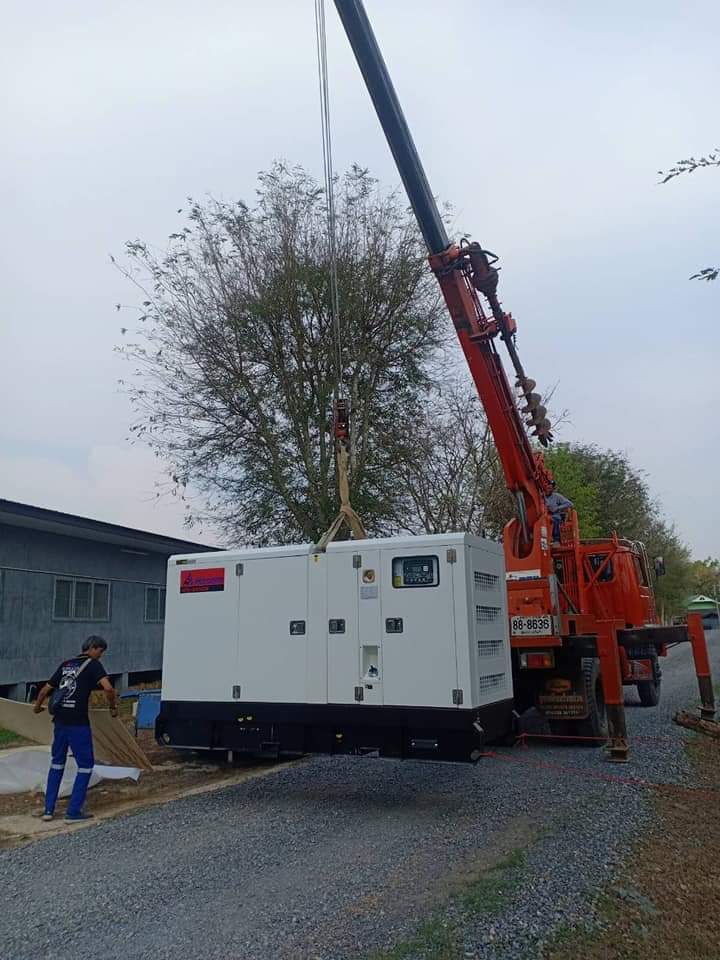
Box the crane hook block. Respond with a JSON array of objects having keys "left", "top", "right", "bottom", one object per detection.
[{"left": 334, "top": 398, "right": 350, "bottom": 441}]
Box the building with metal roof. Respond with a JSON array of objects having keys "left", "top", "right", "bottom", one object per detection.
[
  {"left": 0, "top": 499, "right": 217, "bottom": 701},
  {"left": 687, "top": 594, "right": 720, "bottom": 632}
]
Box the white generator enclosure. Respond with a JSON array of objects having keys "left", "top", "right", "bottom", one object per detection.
[{"left": 157, "top": 534, "right": 514, "bottom": 762}]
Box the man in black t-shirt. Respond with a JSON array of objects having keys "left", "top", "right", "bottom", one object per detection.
[{"left": 33, "top": 635, "right": 118, "bottom": 822}]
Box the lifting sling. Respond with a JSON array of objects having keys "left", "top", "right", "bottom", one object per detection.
[{"left": 314, "top": 400, "right": 367, "bottom": 552}]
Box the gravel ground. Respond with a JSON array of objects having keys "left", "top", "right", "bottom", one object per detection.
[{"left": 1, "top": 635, "right": 717, "bottom": 960}]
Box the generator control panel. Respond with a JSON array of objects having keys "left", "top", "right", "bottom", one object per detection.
[{"left": 392, "top": 555, "right": 439, "bottom": 588}]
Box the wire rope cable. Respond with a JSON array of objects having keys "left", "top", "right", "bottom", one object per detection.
[{"left": 314, "top": 0, "right": 343, "bottom": 396}]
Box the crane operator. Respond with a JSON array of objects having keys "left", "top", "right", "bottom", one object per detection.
[{"left": 545, "top": 481, "right": 573, "bottom": 543}]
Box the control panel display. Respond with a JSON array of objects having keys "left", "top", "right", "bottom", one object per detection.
[{"left": 392, "top": 555, "right": 439, "bottom": 588}]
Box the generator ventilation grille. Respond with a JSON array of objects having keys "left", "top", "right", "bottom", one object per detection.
[
  {"left": 474, "top": 571, "right": 499, "bottom": 590},
  {"left": 475, "top": 605, "right": 501, "bottom": 622},
  {"left": 477, "top": 638, "right": 503, "bottom": 657}
]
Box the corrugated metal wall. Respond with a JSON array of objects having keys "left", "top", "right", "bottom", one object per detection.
[{"left": 0, "top": 524, "right": 170, "bottom": 693}]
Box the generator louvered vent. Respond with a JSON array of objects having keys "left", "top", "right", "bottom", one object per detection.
[
  {"left": 476, "top": 605, "right": 501, "bottom": 622},
  {"left": 474, "top": 571, "right": 499, "bottom": 590},
  {"left": 477, "top": 638, "right": 503, "bottom": 657},
  {"left": 478, "top": 672, "right": 505, "bottom": 692}
]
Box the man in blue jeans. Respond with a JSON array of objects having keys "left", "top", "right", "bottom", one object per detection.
[
  {"left": 545, "top": 481, "right": 573, "bottom": 543},
  {"left": 33, "top": 635, "right": 117, "bottom": 822}
]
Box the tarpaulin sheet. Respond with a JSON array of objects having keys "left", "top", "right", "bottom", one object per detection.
[
  {"left": 0, "top": 698, "right": 152, "bottom": 770},
  {"left": 0, "top": 745, "right": 140, "bottom": 796}
]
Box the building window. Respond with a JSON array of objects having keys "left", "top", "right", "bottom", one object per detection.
[
  {"left": 53, "top": 578, "right": 111, "bottom": 621},
  {"left": 145, "top": 586, "right": 166, "bottom": 623}
]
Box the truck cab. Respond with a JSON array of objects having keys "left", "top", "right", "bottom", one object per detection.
[{"left": 577, "top": 538, "right": 657, "bottom": 628}]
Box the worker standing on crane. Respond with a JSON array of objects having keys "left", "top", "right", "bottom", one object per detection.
[{"left": 545, "top": 481, "right": 573, "bottom": 543}]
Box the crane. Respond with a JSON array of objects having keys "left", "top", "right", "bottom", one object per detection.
[{"left": 333, "top": 0, "right": 715, "bottom": 759}]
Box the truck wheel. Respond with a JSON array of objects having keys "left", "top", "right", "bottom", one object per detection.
[
  {"left": 575, "top": 657, "right": 608, "bottom": 744},
  {"left": 549, "top": 657, "right": 607, "bottom": 746},
  {"left": 637, "top": 657, "right": 661, "bottom": 707}
]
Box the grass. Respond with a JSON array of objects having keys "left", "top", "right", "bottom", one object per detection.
[
  {"left": 457, "top": 848, "right": 527, "bottom": 914},
  {"left": 0, "top": 727, "right": 30, "bottom": 748},
  {"left": 368, "top": 848, "right": 529, "bottom": 960},
  {"left": 369, "top": 919, "right": 462, "bottom": 960}
]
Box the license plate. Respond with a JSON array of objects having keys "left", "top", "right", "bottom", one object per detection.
[{"left": 511, "top": 614, "right": 553, "bottom": 637}]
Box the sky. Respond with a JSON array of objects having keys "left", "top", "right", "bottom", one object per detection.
[{"left": 1, "top": 0, "right": 718, "bottom": 556}]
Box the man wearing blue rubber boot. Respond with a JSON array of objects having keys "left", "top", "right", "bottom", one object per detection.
[{"left": 33, "top": 636, "right": 117, "bottom": 822}]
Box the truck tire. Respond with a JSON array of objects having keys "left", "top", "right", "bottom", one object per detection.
[
  {"left": 637, "top": 656, "right": 661, "bottom": 707},
  {"left": 549, "top": 657, "right": 607, "bottom": 746},
  {"left": 577, "top": 657, "right": 608, "bottom": 743}
]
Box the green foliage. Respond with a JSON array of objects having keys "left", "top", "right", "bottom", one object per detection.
[
  {"left": 544, "top": 443, "right": 692, "bottom": 618},
  {"left": 545, "top": 443, "right": 652, "bottom": 538},
  {"left": 642, "top": 519, "right": 692, "bottom": 619},
  {"left": 544, "top": 446, "right": 601, "bottom": 538},
  {"left": 688, "top": 557, "right": 720, "bottom": 598}
]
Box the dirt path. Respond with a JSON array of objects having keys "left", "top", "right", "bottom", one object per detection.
[
  {"left": 545, "top": 728, "right": 720, "bottom": 960},
  {"left": 0, "top": 734, "right": 284, "bottom": 850}
]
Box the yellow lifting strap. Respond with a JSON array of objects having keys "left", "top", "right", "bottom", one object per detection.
[{"left": 314, "top": 401, "right": 367, "bottom": 552}]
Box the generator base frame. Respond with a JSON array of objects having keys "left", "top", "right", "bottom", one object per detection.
[{"left": 156, "top": 697, "right": 515, "bottom": 763}]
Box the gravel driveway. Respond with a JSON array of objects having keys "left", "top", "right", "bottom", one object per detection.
[{"left": 2, "top": 636, "right": 717, "bottom": 960}]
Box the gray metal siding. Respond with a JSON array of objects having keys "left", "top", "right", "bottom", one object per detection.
[{"left": 0, "top": 524, "right": 170, "bottom": 688}]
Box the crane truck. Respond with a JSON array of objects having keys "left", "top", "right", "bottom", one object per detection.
[
  {"left": 331, "top": 0, "right": 715, "bottom": 759},
  {"left": 156, "top": 2, "right": 715, "bottom": 765}
]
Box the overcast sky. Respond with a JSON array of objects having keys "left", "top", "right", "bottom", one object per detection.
[{"left": 2, "top": 0, "right": 718, "bottom": 556}]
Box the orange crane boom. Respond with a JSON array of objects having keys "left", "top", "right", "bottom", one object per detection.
[{"left": 333, "top": 0, "right": 715, "bottom": 758}]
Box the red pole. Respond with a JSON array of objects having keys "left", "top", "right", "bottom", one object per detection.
[
  {"left": 687, "top": 612, "right": 716, "bottom": 720},
  {"left": 596, "top": 621, "right": 629, "bottom": 762}
]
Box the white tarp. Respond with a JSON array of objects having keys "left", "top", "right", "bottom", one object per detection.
[{"left": 0, "top": 746, "right": 140, "bottom": 797}]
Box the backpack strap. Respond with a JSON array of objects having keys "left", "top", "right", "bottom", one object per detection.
[{"left": 73, "top": 656, "right": 94, "bottom": 679}]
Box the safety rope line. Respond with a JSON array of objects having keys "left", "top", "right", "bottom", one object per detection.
[{"left": 314, "top": 0, "right": 343, "bottom": 396}]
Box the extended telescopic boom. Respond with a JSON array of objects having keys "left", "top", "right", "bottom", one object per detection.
[
  {"left": 333, "top": 1, "right": 448, "bottom": 255},
  {"left": 334, "top": 0, "right": 553, "bottom": 558}
]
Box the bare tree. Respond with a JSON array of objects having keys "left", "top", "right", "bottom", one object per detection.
[
  {"left": 116, "top": 164, "right": 446, "bottom": 544},
  {"left": 395, "top": 382, "right": 513, "bottom": 538},
  {"left": 658, "top": 147, "right": 719, "bottom": 281}
]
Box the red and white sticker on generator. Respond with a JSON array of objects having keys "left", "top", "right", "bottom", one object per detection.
[{"left": 180, "top": 567, "right": 225, "bottom": 594}]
